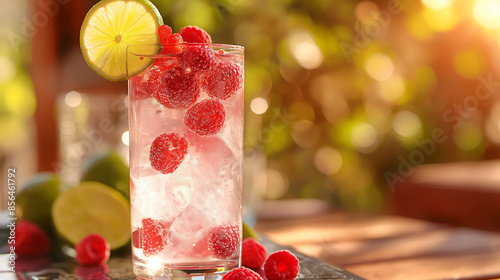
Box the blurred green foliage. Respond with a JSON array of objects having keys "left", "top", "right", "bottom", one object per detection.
[{"left": 149, "top": 0, "right": 500, "bottom": 211}]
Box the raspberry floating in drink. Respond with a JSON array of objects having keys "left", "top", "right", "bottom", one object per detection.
[
  {"left": 201, "top": 59, "right": 243, "bottom": 100},
  {"left": 154, "top": 66, "right": 200, "bottom": 108},
  {"left": 132, "top": 58, "right": 178, "bottom": 101},
  {"left": 140, "top": 218, "right": 168, "bottom": 257},
  {"left": 181, "top": 44, "right": 218, "bottom": 72},
  {"left": 149, "top": 132, "right": 188, "bottom": 174},
  {"left": 184, "top": 99, "right": 226, "bottom": 136},
  {"left": 208, "top": 224, "right": 240, "bottom": 258}
]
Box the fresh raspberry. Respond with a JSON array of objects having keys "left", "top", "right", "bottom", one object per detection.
[
  {"left": 14, "top": 220, "right": 51, "bottom": 257},
  {"left": 242, "top": 237, "right": 268, "bottom": 269},
  {"left": 264, "top": 250, "right": 300, "bottom": 280},
  {"left": 180, "top": 45, "right": 217, "bottom": 72},
  {"left": 255, "top": 269, "right": 268, "bottom": 280},
  {"left": 149, "top": 133, "right": 188, "bottom": 174},
  {"left": 141, "top": 218, "right": 167, "bottom": 257},
  {"left": 154, "top": 66, "right": 200, "bottom": 108},
  {"left": 75, "top": 234, "right": 111, "bottom": 266},
  {"left": 208, "top": 224, "right": 240, "bottom": 258},
  {"left": 184, "top": 99, "right": 225, "bottom": 136},
  {"left": 200, "top": 59, "right": 243, "bottom": 100},
  {"left": 179, "top": 25, "right": 212, "bottom": 44},
  {"left": 222, "top": 267, "right": 263, "bottom": 280},
  {"left": 161, "top": 33, "right": 184, "bottom": 54},
  {"left": 132, "top": 58, "right": 178, "bottom": 101},
  {"left": 158, "top": 25, "right": 173, "bottom": 43}
]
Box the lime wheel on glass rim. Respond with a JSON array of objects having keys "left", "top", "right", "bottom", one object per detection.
[{"left": 80, "top": 0, "right": 164, "bottom": 81}]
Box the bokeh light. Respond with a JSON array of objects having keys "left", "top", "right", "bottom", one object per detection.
[
  {"left": 377, "top": 76, "right": 406, "bottom": 103},
  {"left": 423, "top": 7, "right": 459, "bottom": 32},
  {"left": 264, "top": 168, "right": 289, "bottom": 199},
  {"left": 292, "top": 120, "right": 320, "bottom": 148},
  {"left": 453, "top": 122, "right": 483, "bottom": 151},
  {"left": 453, "top": 50, "right": 487, "bottom": 79},
  {"left": 65, "top": 91, "right": 83, "bottom": 108},
  {"left": 392, "top": 110, "right": 422, "bottom": 138},
  {"left": 121, "top": 131, "right": 129, "bottom": 146},
  {"left": 473, "top": 0, "right": 500, "bottom": 30},
  {"left": 350, "top": 123, "right": 378, "bottom": 151},
  {"left": 0, "top": 56, "right": 17, "bottom": 83},
  {"left": 288, "top": 31, "right": 323, "bottom": 69},
  {"left": 314, "top": 147, "right": 343, "bottom": 175},
  {"left": 250, "top": 97, "right": 269, "bottom": 115},
  {"left": 365, "top": 54, "right": 394, "bottom": 81},
  {"left": 422, "top": 0, "right": 454, "bottom": 11},
  {"left": 355, "top": 1, "right": 379, "bottom": 23}
]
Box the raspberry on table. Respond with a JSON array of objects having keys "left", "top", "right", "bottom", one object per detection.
[
  {"left": 180, "top": 44, "right": 217, "bottom": 72},
  {"left": 184, "top": 99, "right": 225, "bottom": 136},
  {"left": 75, "top": 234, "right": 111, "bottom": 265},
  {"left": 242, "top": 237, "right": 268, "bottom": 269},
  {"left": 222, "top": 267, "right": 263, "bottom": 280},
  {"left": 208, "top": 224, "right": 240, "bottom": 258},
  {"left": 200, "top": 59, "right": 243, "bottom": 100},
  {"left": 179, "top": 25, "right": 212, "bottom": 44},
  {"left": 154, "top": 66, "right": 200, "bottom": 108},
  {"left": 14, "top": 220, "right": 51, "bottom": 257},
  {"left": 141, "top": 218, "right": 167, "bottom": 257},
  {"left": 149, "top": 133, "right": 188, "bottom": 174},
  {"left": 264, "top": 250, "right": 300, "bottom": 280}
]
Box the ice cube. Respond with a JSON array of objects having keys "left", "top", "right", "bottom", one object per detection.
[
  {"left": 167, "top": 205, "right": 214, "bottom": 252},
  {"left": 132, "top": 175, "right": 192, "bottom": 221}
]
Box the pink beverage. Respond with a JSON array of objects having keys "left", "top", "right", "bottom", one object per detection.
[{"left": 127, "top": 43, "right": 244, "bottom": 279}]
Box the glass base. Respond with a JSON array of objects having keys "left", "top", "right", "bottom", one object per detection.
[{"left": 133, "top": 260, "right": 239, "bottom": 280}]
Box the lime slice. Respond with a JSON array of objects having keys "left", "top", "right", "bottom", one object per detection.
[
  {"left": 80, "top": 0, "right": 164, "bottom": 81},
  {"left": 52, "top": 182, "right": 131, "bottom": 249}
]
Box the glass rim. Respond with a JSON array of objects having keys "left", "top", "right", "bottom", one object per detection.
[{"left": 127, "top": 43, "right": 244, "bottom": 55}]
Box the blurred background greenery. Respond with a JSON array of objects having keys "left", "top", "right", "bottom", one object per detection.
[{"left": 2, "top": 0, "right": 500, "bottom": 212}]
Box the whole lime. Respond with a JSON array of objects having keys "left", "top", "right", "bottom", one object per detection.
[
  {"left": 16, "top": 172, "right": 61, "bottom": 233},
  {"left": 81, "top": 151, "right": 130, "bottom": 200}
]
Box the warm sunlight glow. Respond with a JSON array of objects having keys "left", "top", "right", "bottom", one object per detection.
[
  {"left": 422, "top": 0, "right": 454, "bottom": 10},
  {"left": 474, "top": 0, "right": 500, "bottom": 30}
]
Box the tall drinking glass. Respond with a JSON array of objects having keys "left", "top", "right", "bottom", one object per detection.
[{"left": 127, "top": 43, "right": 244, "bottom": 279}]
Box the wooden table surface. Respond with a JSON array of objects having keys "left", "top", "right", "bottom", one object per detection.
[{"left": 255, "top": 210, "right": 500, "bottom": 280}]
